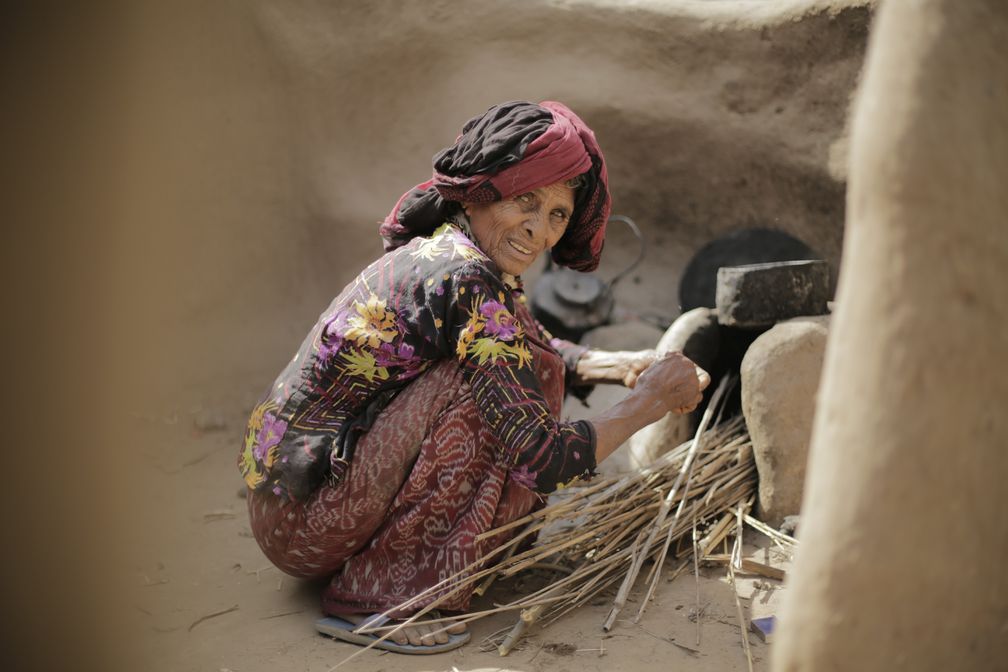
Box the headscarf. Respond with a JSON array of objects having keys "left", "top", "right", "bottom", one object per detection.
[{"left": 379, "top": 101, "right": 611, "bottom": 272}]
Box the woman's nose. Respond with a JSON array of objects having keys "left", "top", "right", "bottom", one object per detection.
[{"left": 523, "top": 207, "right": 547, "bottom": 240}]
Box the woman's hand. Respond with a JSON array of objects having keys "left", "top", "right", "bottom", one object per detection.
[
  {"left": 573, "top": 348, "right": 660, "bottom": 387},
  {"left": 588, "top": 351, "right": 712, "bottom": 465},
  {"left": 620, "top": 349, "right": 660, "bottom": 388},
  {"left": 630, "top": 351, "right": 710, "bottom": 415}
]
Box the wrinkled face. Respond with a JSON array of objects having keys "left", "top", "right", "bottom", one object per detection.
[{"left": 464, "top": 181, "right": 576, "bottom": 276}]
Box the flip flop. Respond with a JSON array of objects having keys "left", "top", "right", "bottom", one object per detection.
[{"left": 315, "top": 613, "right": 470, "bottom": 655}]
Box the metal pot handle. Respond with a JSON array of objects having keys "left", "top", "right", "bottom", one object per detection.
[
  {"left": 606, "top": 215, "right": 646, "bottom": 288},
  {"left": 541, "top": 214, "right": 646, "bottom": 286}
]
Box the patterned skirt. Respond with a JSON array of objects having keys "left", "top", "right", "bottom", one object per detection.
[{"left": 246, "top": 349, "right": 565, "bottom": 616}]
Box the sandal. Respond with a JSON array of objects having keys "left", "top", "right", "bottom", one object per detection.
[{"left": 315, "top": 612, "right": 470, "bottom": 655}]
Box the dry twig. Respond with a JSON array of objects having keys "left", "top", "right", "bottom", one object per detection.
[
  {"left": 188, "top": 604, "right": 238, "bottom": 632},
  {"left": 693, "top": 503, "right": 702, "bottom": 647},
  {"left": 498, "top": 604, "right": 543, "bottom": 656},
  {"left": 728, "top": 505, "right": 755, "bottom": 672}
]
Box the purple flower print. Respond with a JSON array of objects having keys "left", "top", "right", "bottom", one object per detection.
[
  {"left": 374, "top": 342, "right": 395, "bottom": 367},
  {"left": 317, "top": 342, "right": 337, "bottom": 364},
  {"left": 253, "top": 412, "right": 287, "bottom": 461},
  {"left": 510, "top": 464, "right": 538, "bottom": 490},
  {"left": 317, "top": 329, "right": 346, "bottom": 365},
  {"left": 375, "top": 341, "right": 418, "bottom": 369},
  {"left": 479, "top": 300, "right": 518, "bottom": 341}
]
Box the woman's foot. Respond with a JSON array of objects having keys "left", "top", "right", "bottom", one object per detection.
[{"left": 343, "top": 612, "right": 467, "bottom": 647}]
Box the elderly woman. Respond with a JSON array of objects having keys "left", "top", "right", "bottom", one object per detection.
[{"left": 239, "top": 101, "right": 709, "bottom": 653}]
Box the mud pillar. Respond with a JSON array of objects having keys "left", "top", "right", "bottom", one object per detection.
[{"left": 773, "top": 2, "right": 1008, "bottom": 670}]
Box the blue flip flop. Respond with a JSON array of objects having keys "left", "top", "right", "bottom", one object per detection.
[{"left": 315, "top": 613, "right": 470, "bottom": 655}]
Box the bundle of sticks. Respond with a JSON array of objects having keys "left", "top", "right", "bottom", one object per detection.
[{"left": 340, "top": 377, "right": 796, "bottom": 665}]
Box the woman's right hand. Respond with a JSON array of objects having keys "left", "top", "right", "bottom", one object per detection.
[
  {"left": 630, "top": 351, "right": 710, "bottom": 416},
  {"left": 588, "top": 351, "right": 712, "bottom": 465}
]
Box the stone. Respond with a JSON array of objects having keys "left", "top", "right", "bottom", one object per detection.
[
  {"left": 740, "top": 315, "right": 829, "bottom": 526},
  {"left": 716, "top": 260, "right": 831, "bottom": 328},
  {"left": 627, "top": 308, "right": 721, "bottom": 469}
]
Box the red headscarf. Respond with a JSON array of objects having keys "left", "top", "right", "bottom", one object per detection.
[{"left": 379, "top": 101, "right": 611, "bottom": 272}]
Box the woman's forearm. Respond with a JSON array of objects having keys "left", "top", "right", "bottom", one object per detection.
[
  {"left": 589, "top": 392, "right": 667, "bottom": 464},
  {"left": 574, "top": 349, "right": 653, "bottom": 386}
]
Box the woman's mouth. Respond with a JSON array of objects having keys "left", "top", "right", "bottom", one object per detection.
[{"left": 508, "top": 240, "right": 533, "bottom": 256}]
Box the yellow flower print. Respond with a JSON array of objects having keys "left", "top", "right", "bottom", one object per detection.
[
  {"left": 339, "top": 348, "right": 390, "bottom": 383},
  {"left": 451, "top": 238, "right": 487, "bottom": 261},
  {"left": 411, "top": 239, "right": 442, "bottom": 261},
  {"left": 411, "top": 222, "right": 487, "bottom": 262},
  {"left": 432, "top": 222, "right": 454, "bottom": 237},
  {"left": 466, "top": 337, "right": 533, "bottom": 367},
  {"left": 240, "top": 400, "right": 277, "bottom": 489},
  {"left": 248, "top": 401, "right": 269, "bottom": 434},
  {"left": 263, "top": 445, "right": 279, "bottom": 470},
  {"left": 240, "top": 432, "right": 266, "bottom": 489},
  {"left": 410, "top": 223, "right": 455, "bottom": 261},
  {"left": 345, "top": 294, "right": 397, "bottom": 348},
  {"left": 559, "top": 474, "right": 584, "bottom": 490},
  {"left": 455, "top": 310, "right": 484, "bottom": 359},
  {"left": 410, "top": 237, "right": 447, "bottom": 261},
  {"left": 454, "top": 297, "right": 533, "bottom": 366}
]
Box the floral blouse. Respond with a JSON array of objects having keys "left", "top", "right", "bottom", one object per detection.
[{"left": 239, "top": 223, "right": 596, "bottom": 501}]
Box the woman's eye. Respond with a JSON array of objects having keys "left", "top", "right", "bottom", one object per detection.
[
  {"left": 551, "top": 209, "right": 570, "bottom": 222},
  {"left": 516, "top": 193, "right": 534, "bottom": 205}
]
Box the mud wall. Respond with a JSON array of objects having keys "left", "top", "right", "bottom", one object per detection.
[{"left": 108, "top": 0, "right": 871, "bottom": 401}]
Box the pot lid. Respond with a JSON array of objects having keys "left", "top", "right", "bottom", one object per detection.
[{"left": 553, "top": 270, "right": 606, "bottom": 306}]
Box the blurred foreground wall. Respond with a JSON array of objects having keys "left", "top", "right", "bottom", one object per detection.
[{"left": 775, "top": 1, "right": 1008, "bottom": 669}]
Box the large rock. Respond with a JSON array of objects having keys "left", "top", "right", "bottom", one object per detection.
[
  {"left": 740, "top": 315, "right": 829, "bottom": 525},
  {"left": 716, "top": 260, "right": 831, "bottom": 328},
  {"left": 627, "top": 308, "right": 721, "bottom": 469}
]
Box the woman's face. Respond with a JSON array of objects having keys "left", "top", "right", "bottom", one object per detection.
[{"left": 464, "top": 180, "right": 576, "bottom": 276}]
